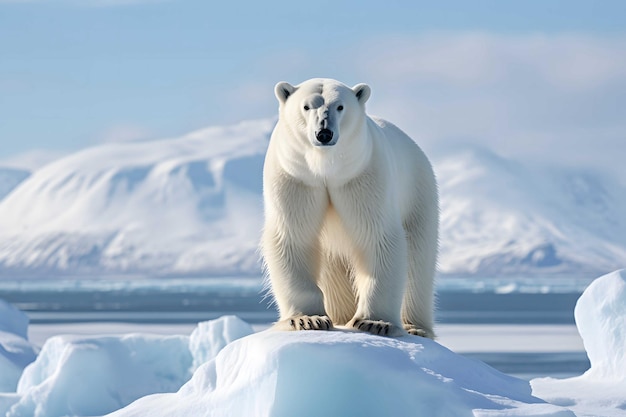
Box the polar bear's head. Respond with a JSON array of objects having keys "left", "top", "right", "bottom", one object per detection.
[{"left": 274, "top": 78, "right": 371, "bottom": 148}]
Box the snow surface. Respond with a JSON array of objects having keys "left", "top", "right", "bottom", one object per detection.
[
  {"left": 1, "top": 120, "right": 625, "bottom": 278},
  {"left": 108, "top": 330, "right": 573, "bottom": 417},
  {"left": 2, "top": 270, "right": 626, "bottom": 416},
  {"left": 531, "top": 269, "right": 626, "bottom": 417}
]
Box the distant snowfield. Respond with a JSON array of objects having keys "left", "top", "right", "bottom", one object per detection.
[
  {"left": 0, "top": 118, "right": 625, "bottom": 278},
  {"left": 1, "top": 270, "right": 625, "bottom": 417}
]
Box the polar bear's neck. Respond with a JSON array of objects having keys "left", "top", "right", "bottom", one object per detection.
[{"left": 304, "top": 139, "right": 372, "bottom": 186}]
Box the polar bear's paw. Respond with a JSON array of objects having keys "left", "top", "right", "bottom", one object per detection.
[
  {"left": 403, "top": 323, "right": 435, "bottom": 339},
  {"left": 347, "top": 318, "right": 404, "bottom": 337},
  {"left": 275, "top": 315, "right": 334, "bottom": 331}
]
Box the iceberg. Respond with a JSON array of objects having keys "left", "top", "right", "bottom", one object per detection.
[
  {"left": 532, "top": 269, "right": 626, "bottom": 417},
  {"left": 3, "top": 316, "right": 253, "bottom": 417},
  {"left": 0, "top": 299, "right": 37, "bottom": 393}
]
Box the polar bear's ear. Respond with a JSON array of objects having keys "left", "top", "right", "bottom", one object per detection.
[
  {"left": 352, "top": 83, "right": 371, "bottom": 104},
  {"left": 275, "top": 82, "right": 296, "bottom": 104}
]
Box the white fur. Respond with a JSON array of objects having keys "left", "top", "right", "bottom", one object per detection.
[{"left": 262, "top": 78, "right": 438, "bottom": 338}]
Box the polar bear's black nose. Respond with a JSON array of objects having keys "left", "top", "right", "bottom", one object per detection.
[{"left": 316, "top": 129, "right": 334, "bottom": 144}]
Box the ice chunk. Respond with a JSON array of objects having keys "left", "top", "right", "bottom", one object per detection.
[
  {"left": 9, "top": 334, "right": 192, "bottom": 417},
  {"left": 531, "top": 269, "right": 626, "bottom": 417},
  {"left": 0, "top": 299, "right": 29, "bottom": 339},
  {"left": 4, "top": 316, "right": 254, "bottom": 417},
  {"left": 0, "top": 300, "right": 37, "bottom": 393},
  {"left": 188, "top": 315, "right": 254, "bottom": 369},
  {"left": 574, "top": 268, "right": 626, "bottom": 381},
  {"left": 109, "top": 329, "right": 573, "bottom": 417}
]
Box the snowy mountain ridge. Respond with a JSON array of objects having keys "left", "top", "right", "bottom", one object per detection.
[
  {"left": 437, "top": 145, "right": 626, "bottom": 275},
  {"left": 0, "top": 168, "right": 30, "bottom": 201},
  {"left": 0, "top": 119, "right": 624, "bottom": 278}
]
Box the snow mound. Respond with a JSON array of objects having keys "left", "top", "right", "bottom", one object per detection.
[
  {"left": 4, "top": 316, "right": 253, "bottom": 417},
  {"left": 532, "top": 269, "right": 626, "bottom": 417},
  {"left": 110, "top": 330, "right": 572, "bottom": 417},
  {"left": 0, "top": 300, "right": 37, "bottom": 392}
]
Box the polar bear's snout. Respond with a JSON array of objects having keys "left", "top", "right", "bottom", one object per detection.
[{"left": 315, "top": 128, "right": 334, "bottom": 145}]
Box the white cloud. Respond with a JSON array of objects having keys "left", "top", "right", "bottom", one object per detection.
[
  {"left": 359, "top": 33, "right": 626, "bottom": 91},
  {"left": 343, "top": 33, "right": 626, "bottom": 183}
]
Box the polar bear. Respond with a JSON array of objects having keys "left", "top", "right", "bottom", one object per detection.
[{"left": 262, "top": 78, "right": 438, "bottom": 338}]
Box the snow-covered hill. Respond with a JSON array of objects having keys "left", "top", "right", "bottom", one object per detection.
[
  {"left": 0, "top": 120, "right": 273, "bottom": 277},
  {"left": 0, "top": 119, "right": 623, "bottom": 278},
  {"left": 0, "top": 168, "right": 30, "bottom": 200},
  {"left": 437, "top": 146, "right": 626, "bottom": 276}
]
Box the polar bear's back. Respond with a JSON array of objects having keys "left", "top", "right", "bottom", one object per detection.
[{"left": 368, "top": 116, "right": 437, "bottom": 218}]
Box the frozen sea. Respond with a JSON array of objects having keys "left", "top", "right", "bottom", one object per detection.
[{"left": 0, "top": 276, "right": 592, "bottom": 381}]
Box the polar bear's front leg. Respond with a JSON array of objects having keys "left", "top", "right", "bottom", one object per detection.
[
  {"left": 330, "top": 174, "right": 408, "bottom": 337},
  {"left": 262, "top": 174, "right": 332, "bottom": 331},
  {"left": 345, "top": 225, "right": 408, "bottom": 337}
]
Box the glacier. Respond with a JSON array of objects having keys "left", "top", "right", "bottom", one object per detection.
[{"left": 0, "top": 270, "right": 625, "bottom": 416}]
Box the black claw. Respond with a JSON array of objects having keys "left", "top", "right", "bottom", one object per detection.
[
  {"left": 384, "top": 325, "right": 389, "bottom": 335},
  {"left": 307, "top": 318, "right": 313, "bottom": 329},
  {"left": 366, "top": 322, "right": 374, "bottom": 332},
  {"left": 299, "top": 318, "right": 305, "bottom": 329},
  {"left": 290, "top": 319, "right": 296, "bottom": 329},
  {"left": 357, "top": 320, "right": 366, "bottom": 330},
  {"left": 315, "top": 318, "right": 321, "bottom": 328}
]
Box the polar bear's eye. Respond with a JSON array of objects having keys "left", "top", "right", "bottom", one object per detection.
[
  {"left": 337, "top": 105, "right": 344, "bottom": 111},
  {"left": 303, "top": 105, "right": 310, "bottom": 111}
]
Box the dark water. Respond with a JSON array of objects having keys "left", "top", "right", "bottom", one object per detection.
[
  {"left": 1, "top": 284, "right": 580, "bottom": 324},
  {"left": 437, "top": 292, "right": 580, "bottom": 324},
  {"left": 0, "top": 278, "right": 589, "bottom": 380},
  {"left": 462, "top": 352, "right": 590, "bottom": 381}
]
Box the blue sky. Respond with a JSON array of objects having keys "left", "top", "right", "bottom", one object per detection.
[{"left": 1, "top": 1, "right": 625, "bottom": 180}]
